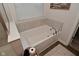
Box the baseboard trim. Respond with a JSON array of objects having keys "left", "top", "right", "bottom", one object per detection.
[{"left": 58, "top": 38, "right": 68, "bottom": 46}]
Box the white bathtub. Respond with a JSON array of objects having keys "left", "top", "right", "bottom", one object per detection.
[{"left": 20, "top": 25, "right": 58, "bottom": 54}]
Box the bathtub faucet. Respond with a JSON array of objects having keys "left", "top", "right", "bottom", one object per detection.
[{"left": 50, "top": 25, "right": 57, "bottom": 35}]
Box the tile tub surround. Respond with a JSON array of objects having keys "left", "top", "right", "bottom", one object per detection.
[
  {"left": 16, "top": 18, "right": 63, "bottom": 33},
  {"left": 16, "top": 19, "right": 45, "bottom": 33},
  {"left": 42, "top": 19, "right": 64, "bottom": 33}
]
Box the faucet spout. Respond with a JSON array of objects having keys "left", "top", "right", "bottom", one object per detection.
[{"left": 50, "top": 25, "right": 57, "bottom": 35}]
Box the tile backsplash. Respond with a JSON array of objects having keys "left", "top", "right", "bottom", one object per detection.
[{"left": 16, "top": 18, "right": 63, "bottom": 33}]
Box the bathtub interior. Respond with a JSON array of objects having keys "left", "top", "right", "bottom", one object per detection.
[
  {"left": 20, "top": 25, "right": 55, "bottom": 47},
  {"left": 16, "top": 19, "right": 63, "bottom": 54},
  {"left": 20, "top": 25, "right": 58, "bottom": 54}
]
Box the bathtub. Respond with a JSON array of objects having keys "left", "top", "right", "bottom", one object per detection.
[{"left": 20, "top": 25, "right": 58, "bottom": 54}]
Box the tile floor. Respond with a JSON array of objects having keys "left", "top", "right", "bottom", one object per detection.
[{"left": 44, "top": 44, "right": 75, "bottom": 56}]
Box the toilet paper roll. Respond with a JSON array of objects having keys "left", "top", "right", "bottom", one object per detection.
[{"left": 29, "top": 47, "right": 36, "bottom": 56}]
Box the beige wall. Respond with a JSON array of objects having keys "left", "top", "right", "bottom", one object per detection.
[
  {"left": 44, "top": 3, "right": 79, "bottom": 45},
  {"left": 0, "top": 23, "right": 7, "bottom": 46},
  {"left": 15, "top": 3, "right": 44, "bottom": 20}
]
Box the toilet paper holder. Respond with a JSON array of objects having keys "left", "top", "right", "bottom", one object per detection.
[{"left": 23, "top": 47, "right": 38, "bottom": 56}]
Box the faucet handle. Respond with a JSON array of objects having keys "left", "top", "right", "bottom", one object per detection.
[{"left": 50, "top": 27, "right": 52, "bottom": 31}]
